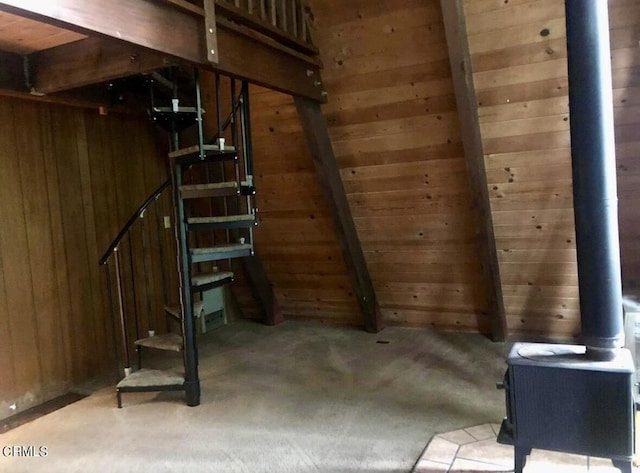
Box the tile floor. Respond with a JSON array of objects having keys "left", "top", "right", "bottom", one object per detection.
[{"left": 413, "top": 423, "right": 625, "bottom": 473}]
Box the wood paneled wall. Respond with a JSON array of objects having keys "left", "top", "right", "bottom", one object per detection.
[
  {"left": 464, "top": 0, "right": 579, "bottom": 339},
  {"left": 245, "top": 0, "right": 492, "bottom": 332},
  {"left": 464, "top": 0, "right": 640, "bottom": 339},
  {"left": 249, "top": 87, "right": 361, "bottom": 324},
  {"left": 611, "top": 0, "right": 640, "bottom": 292},
  {"left": 0, "top": 96, "right": 169, "bottom": 419}
]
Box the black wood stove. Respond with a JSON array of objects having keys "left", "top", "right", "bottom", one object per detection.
[
  {"left": 497, "top": 2, "right": 636, "bottom": 472},
  {"left": 498, "top": 343, "right": 634, "bottom": 472}
]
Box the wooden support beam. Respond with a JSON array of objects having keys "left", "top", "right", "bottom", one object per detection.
[
  {"left": 440, "top": 0, "right": 507, "bottom": 342},
  {"left": 0, "top": 0, "right": 323, "bottom": 101},
  {"left": 30, "top": 37, "right": 172, "bottom": 94},
  {"left": 0, "top": 50, "right": 26, "bottom": 91},
  {"left": 294, "top": 97, "right": 383, "bottom": 334}
]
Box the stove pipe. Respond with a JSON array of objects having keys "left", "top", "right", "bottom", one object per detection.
[{"left": 565, "top": 0, "right": 624, "bottom": 359}]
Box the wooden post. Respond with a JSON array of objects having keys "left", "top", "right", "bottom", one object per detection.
[
  {"left": 294, "top": 97, "right": 383, "bottom": 333},
  {"left": 440, "top": 0, "right": 507, "bottom": 341}
]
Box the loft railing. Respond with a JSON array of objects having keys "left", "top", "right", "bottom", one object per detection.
[{"left": 215, "top": 0, "right": 317, "bottom": 54}]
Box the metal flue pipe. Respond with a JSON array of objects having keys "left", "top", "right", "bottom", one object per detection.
[{"left": 565, "top": 0, "right": 624, "bottom": 359}]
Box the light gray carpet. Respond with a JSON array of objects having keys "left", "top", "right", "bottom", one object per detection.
[{"left": 0, "top": 320, "right": 508, "bottom": 473}]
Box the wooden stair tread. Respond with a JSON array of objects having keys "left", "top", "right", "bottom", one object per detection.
[
  {"left": 151, "top": 106, "right": 199, "bottom": 113},
  {"left": 191, "top": 243, "right": 252, "bottom": 254},
  {"left": 117, "top": 369, "right": 184, "bottom": 389},
  {"left": 179, "top": 181, "right": 249, "bottom": 191},
  {"left": 192, "top": 271, "right": 234, "bottom": 287},
  {"left": 134, "top": 333, "right": 182, "bottom": 352},
  {"left": 188, "top": 214, "right": 255, "bottom": 224},
  {"left": 164, "top": 300, "right": 205, "bottom": 319},
  {"left": 169, "top": 144, "right": 236, "bottom": 159}
]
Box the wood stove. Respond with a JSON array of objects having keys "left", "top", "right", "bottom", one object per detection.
[
  {"left": 498, "top": 343, "right": 634, "bottom": 472},
  {"left": 496, "top": 2, "right": 636, "bottom": 472}
]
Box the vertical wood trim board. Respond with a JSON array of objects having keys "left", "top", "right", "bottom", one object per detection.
[{"left": 440, "top": 0, "right": 507, "bottom": 342}]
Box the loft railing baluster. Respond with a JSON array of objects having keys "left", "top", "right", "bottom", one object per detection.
[
  {"left": 300, "top": 0, "right": 307, "bottom": 43},
  {"left": 280, "top": 0, "right": 287, "bottom": 32},
  {"left": 291, "top": 0, "right": 298, "bottom": 38},
  {"left": 270, "top": 0, "right": 276, "bottom": 26},
  {"left": 247, "top": 0, "right": 253, "bottom": 14},
  {"left": 260, "top": 0, "right": 267, "bottom": 20}
]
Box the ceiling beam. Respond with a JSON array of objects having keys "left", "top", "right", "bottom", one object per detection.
[
  {"left": 0, "top": 0, "right": 323, "bottom": 101},
  {"left": 440, "top": 0, "right": 507, "bottom": 342},
  {"left": 30, "top": 37, "right": 172, "bottom": 94},
  {"left": 295, "top": 97, "right": 384, "bottom": 334},
  {"left": 0, "top": 50, "right": 26, "bottom": 92}
]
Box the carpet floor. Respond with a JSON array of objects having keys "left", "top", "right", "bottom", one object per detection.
[{"left": 0, "top": 320, "right": 507, "bottom": 473}]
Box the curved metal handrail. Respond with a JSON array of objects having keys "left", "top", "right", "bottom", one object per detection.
[{"left": 99, "top": 178, "right": 171, "bottom": 265}]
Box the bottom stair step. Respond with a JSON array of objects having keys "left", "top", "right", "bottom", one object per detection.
[
  {"left": 134, "top": 333, "right": 183, "bottom": 352},
  {"left": 116, "top": 369, "right": 184, "bottom": 390},
  {"left": 116, "top": 369, "right": 185, "bottom": 408}
]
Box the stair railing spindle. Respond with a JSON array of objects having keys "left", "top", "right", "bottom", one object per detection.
[
  {"left": 104, "top": 262, "right": 121, "bottom": 380},
  {"left": 114, "top": 247, "right": 132, "bottom": 376},
  {"left": 140, "top": 210, "right": 155, "bottom": 337},
  {"left": 127, "top": 233, "right": 141, "bottom": 369},
  {"left": 230, "top": 78, "right": 241, "bottom": 187},
  {"left": 195, "top": 68, "right": 206, "bottom": 161}
]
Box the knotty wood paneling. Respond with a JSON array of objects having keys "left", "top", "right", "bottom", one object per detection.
[
  {"left": 250, "top": 86, "right": 361, "bottom": 325},
  {"left": 465, "top": 0, "right": 640, "bottom": 338},
  {"left": 0, "top": 96, "right": 169, "bottom": 419},
  {"left": 464, "top": 0, "right": 579, "bottom": 339},
  {"left": 611, "top": 0, "right": 640, "bottom": 293},
  {"left": 244, "top": 0, "right": 492, "bottom": 332}
]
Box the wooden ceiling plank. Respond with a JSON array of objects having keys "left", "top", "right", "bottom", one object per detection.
[{"left": 440, "top": 0, "right": 507, "bottom": 342}]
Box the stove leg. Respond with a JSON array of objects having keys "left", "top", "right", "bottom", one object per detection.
[
  {"left": 612, "top": 459, "right": 632, "bottom": 473},
  {"left": 515, "top": 446, "right": 531, "bottom": 473}
]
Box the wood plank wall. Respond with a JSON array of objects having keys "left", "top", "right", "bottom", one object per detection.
[
  {"left": 464, "top": 0, "right": 640, "bottom": 339},
  {"left": 249, "top": 86, "right": 362, "bottom": 324},
  {"left": 611, "top": 0, "right": 640, "bottom": 293},
  {"left": 463, "top": 0, "right": 579, "bottom": 339},
  {"left": 244, "top": 0, "right": 492, "bottom": 331},
  {"left": 0, "top": 96, "right": 170, "bottom": 419}
]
